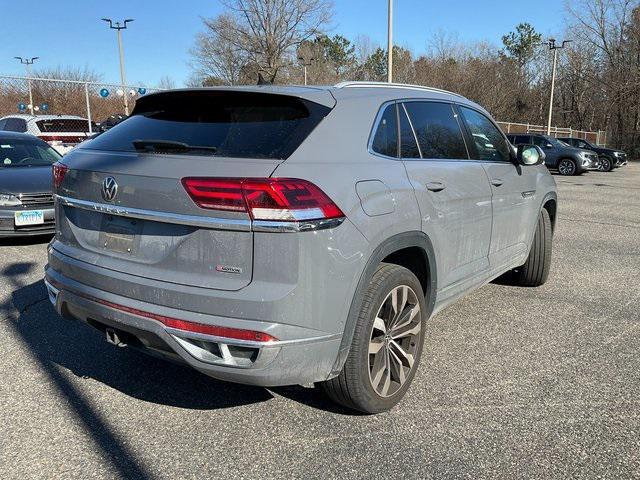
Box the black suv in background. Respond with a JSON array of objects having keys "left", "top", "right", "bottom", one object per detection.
[
  {"left": 558, "top": 137, "right": 627, "bottom": 172},
  {"left": 507, "top": 133, "right": 599, "bottom": 176}
]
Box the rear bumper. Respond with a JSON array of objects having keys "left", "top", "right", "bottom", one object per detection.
[{"left": 44, "top": 268, "right": 343, "bottom": 387}]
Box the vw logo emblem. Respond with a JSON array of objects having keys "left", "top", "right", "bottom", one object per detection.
[{"left": 102, "top": 177, "right": 118, "bottom": 202}]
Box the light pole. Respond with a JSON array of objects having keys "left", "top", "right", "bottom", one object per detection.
[
  {"left": 546, "top": 38, "right": 571, "bottom": 135},
  {"left": 102, "top": 18, "right": 134, "bottom": 115},
  {"left": 297, "top": 56, "right": 315, "bottom": 85},
  {"left": 14, "top": 56, "right": 38, "bottom": 115},
  {"left": 387, "top": 0, "right": 393, "bottom": 83}
]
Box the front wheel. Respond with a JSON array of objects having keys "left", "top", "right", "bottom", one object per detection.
[
  {"left": 598, "top": 156, "right": 613, "bottom": 172},
  {"left": 558, "top": 158, "right": 578, "bottom": 176},
  {"left": 319, "top": 263, "right": 426, "bottom": 413},
  {"left": 512, "top": 209, "right": 553, "bottom": 287}
]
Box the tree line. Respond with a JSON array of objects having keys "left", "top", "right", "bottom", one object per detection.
[{"left": 190, "top": 0, "right": 640, "bottom": 152}]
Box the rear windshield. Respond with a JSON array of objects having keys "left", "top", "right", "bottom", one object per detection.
[
  {"left": 82, "top": 91, "right": 332, "bottom": 159},
  {"left": 36, "top": 119, "right": 96, "bottom": 133}
]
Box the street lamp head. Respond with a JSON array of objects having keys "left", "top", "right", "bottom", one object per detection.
[
  {"left": 14, "top": 56, "right": 23, "bottom": 61},
  {"left": 124, "top": 19, "right": 134, "bottom": 24},
  {"left": 31, "top": 57, "right": 39, "bottom": 62}
]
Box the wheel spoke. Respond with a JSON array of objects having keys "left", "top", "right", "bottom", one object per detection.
[
  {"left": 391, "top": 321, "right": 421, "bottom": 340},
  {"left": 380, "top": 349, "right": 391, "bottom": 395},
  {"left": 389, "top": 340, "right": 414, "bottom": 369},
  {"left": 388, "top": 348, "right": 406, "bottom": 385},
  {"left": 390, "top": 288, "right": 398, "bottom": 319},
  {"left": 369, "top": 337, "right": 384, "bottom": 354},
  {"left": 391, "top": 305, "right": 419, "bottom": 333},
  {"left": 370, "top": 347, "right": 387, "bottom": 388},
  {"left": 373, "top": 316, "right": 386, "bottom": 334}
]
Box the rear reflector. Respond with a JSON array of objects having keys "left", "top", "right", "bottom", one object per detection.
[
  {"left": 52, "top": 162, "right": 69, "bottom": 189},
  {"left": 45, "top": 276, "right": 278, "bottom": 343},
  {"left": 182, "top": 177, "right": 344, "bottom": 221}
]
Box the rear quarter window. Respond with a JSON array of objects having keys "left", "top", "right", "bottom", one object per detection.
[
  {"left": 83, "top": 91, "right": 332, "bottom": 160},
  {"left": 371, "top": 104, "right": 398, "bottom": 158}
]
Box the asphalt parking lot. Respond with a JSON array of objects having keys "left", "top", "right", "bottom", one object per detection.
[{"left": 1, "top": 164, "right": 639, "bottom": 479}]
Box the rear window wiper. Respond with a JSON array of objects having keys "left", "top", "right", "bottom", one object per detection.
[{"left": 132, "top": 140, "right": 217, "bottom": 155}]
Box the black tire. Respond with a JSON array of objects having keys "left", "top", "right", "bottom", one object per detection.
[
  {"left": 319, "top": 263, "right": 426, "bottom": 414},
  {"left": 512, "top": 209, "right": 552, "bottom": 287},
  {"left": 557, "top": 158, "right": 577, "bottom": 176},
  {"left": 598, "top": 155, "right": 613, "bottom": 172}
]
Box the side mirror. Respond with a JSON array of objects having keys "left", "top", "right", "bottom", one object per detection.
[{"left": 517, "top": 144, "right": 545, "bottom": 166}]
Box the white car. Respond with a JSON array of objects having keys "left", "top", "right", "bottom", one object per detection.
[{"left": 0, "top": 114, "right": 96, "bottom": 155}]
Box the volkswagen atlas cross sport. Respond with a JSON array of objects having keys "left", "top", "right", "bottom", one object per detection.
[{"left": 45, "top": 83, "right": 557, "bottom": 413}]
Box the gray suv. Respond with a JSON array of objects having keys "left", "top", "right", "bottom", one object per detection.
[{"left": 45, "top": 83, "right": 557, "bottom": 413}]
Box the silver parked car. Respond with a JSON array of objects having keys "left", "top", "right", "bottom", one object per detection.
[{"left": 45, "top": 83, "right": 557, "bottom": 413}]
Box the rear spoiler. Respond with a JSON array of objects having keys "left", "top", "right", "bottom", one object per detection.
[{"left": 132, "top": 87, "right": 337, "bottom": 115}]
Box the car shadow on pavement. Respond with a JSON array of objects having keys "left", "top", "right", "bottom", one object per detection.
[
  {"left": 0, "top": 233, "right": 53, "bottom": 247},
  {"left": 4, "top": 262, "right": 357, "bottom": 432}
]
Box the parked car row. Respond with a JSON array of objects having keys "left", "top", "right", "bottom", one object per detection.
[{"left": 507, "top": 133, "right": 628, "bottom": 175}]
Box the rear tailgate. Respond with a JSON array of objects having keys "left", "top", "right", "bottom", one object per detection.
[
  {"left": 55, "top": 150, "right": 278, "bottom": 290},
  {"left": 52, "top": 89, "right": 334, "bottom": 291}
]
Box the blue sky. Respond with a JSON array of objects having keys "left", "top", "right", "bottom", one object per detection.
[{"left": 0, "top": 0, "right": 566, "bottom": 86}]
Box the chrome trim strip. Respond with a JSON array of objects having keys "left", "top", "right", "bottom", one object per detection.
[
  {"left": 252, "top": 217, "right": 345, "bottom": 233},
  {"left": 401, "top": 103, "right": 423, "bottom": 158},
  {"left": 55, "top": 194, "right": 251, "bottom": 231},
  {"left": 166, "top": 327, "right": 342, "bottom": 348}
]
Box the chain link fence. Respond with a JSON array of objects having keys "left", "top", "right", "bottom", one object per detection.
[
  {"left": 1, "top": 75, "right": 608, "bottom": 146},
  {"left": 0, "top": 75, "right": 162, "bottom": 133}
]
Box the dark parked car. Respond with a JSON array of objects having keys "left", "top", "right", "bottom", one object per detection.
[
  {"left": 0, "top": 131, "right": 61, "bottom": 237},
  {"left": 558, "top": 137, "right": 627, "bottom": 172},
  {"left": 507, "top": 133, "right": 599, "bottom": 176}
]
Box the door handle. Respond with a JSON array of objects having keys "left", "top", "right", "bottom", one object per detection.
[
  {"left": 425, "top": 181, "right": 446, "bottom": 192},
  {"left": 490, "top": 178, "right": 504, "bottom": 187}
]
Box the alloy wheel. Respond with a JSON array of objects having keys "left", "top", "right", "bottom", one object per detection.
[
  {"left": 558, "top": 159, "right": 576, "bottom": 175},
  {"left": 598, "top": 157, "right": 610, "bottom": 172},
  {"left": 368, "top": 285, "right": 422, "bottom": 397}
]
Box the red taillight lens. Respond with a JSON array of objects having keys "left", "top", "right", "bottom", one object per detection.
[
  {"left": 52, "top": 162, "right": 69, "bottom": 189},
  {"left": 182, "top": 178, "right": 344, "bottom": 221}
]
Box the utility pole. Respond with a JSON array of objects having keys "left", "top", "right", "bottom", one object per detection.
[
  {"left": 297, "top": 56, "right": 315, "bottom": 86},
  {"left": 14, "top": 56, "right": 38, "bottom": 115},
  {"left": 546, "top": 38, "right": 571, "bottom": 135},
  {"left": 387, "top": 0, "right": 393, "bottom": 83},
  {"left": 102, "top": 18, "right": 134, "bottom": 115}
]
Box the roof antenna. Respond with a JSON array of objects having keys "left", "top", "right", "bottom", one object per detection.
[{"left": 257, "top": 72, "right": 271, "bottom": 85}]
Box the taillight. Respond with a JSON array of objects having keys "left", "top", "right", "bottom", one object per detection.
[
  {"left": 182, "top": 178, "right": 344, "bottom": 222},
  {"left": 52, "top": 162, "right": 69, "bottom": 189}
]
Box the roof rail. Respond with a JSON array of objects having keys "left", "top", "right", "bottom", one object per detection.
[{"left": 334, "top": 81, "right": 464, "bottom": 98}]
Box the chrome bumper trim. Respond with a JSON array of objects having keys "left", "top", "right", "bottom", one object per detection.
[{"left": 55, "top": 195, "right": 345, "bottom": 233}]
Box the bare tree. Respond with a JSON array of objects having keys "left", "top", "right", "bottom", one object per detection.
[
  {"left": 190, "top": 14, "right": 248, "bottom": 85},
  {"left": 192, "top": 0, "right": 333, "bottom": 84}
]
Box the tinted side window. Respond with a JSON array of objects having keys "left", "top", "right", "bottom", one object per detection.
[
  {"left": 513, "top": 135, "right": 531, "bottom": 144},
  {"left": 403, "top": 102, "right": 467, "bottom": 159},
  {"left": 0, "top": 119, "right": 6, "bottom": 130},
  {"left": 5, "top": 118, "right": 27, "bottom": 132},
  {"left": 399, "top": 105, "right": 420, "bottom": 158},
  {"left": 576, "top": 140, "right": 589, "bottom": 149},
  {"left": 460, "top": 106, "right": 510, "bottom": 162},
  {"left": 371, "top": 104, "right": 398, "bottom": 158},
  {"left": 532, "top": 136, "right": 552, "bottom": 148}
]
